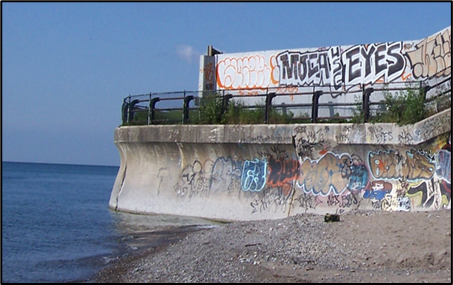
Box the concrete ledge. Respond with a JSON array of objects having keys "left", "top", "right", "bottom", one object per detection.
[
  {"left": 110, "top": 108, "right": 451, "bottom": 221},
  {"left": 116, "top": 109, "right": 451, "bottom": 146}
]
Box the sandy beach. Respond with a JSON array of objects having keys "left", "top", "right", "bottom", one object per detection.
[{"left": 93, "top": 209, "right": 451, "bottom": 283}]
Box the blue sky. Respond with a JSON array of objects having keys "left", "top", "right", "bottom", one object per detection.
[{"left": 2, "top": 2, "right": 451, "bottom": 167}]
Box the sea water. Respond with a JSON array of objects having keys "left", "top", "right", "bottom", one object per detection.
[{"left": 1, "top": 161, "right": 220, "bottom": 283}]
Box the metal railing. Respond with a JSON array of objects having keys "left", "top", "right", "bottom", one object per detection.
[{"left": 121, "top": 75, "right": 451, "bottom": 125}]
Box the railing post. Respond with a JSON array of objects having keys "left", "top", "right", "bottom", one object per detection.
[
  {"left": 311, "top": 91, "right": 322, "bottom": 123},
  {"left": 150, "top": 97, "right": 160, "bottom": 124},
  {"left": 328, "top": 101, "right": 334, "bottom": 117},
  {"left": 222, "top": 94, "right": 233, "bottom": 116},
  {"left": 147, "top": 93, "right": 152, "bottom": 125},
  {"left": 419, "top": 81, "right": 431, "bottom": 102},
  {"left": 264, "top": 92, "right": 277, "bottom": 124},
  {"left": 183, "top": 95, "right": 194, "bottom": 124},
  {"left": 128, "top": 99, "right": 139, "bottom": 123},
  {"left": 122, "top": 97, "right": 130, "bottom": 124},
  {"left": 362, "top": 87, "right": 374, "bottom": 123}
]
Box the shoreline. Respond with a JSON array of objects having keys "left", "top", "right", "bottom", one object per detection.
[
  {"left": 87, "top": 225, "right": 216, "bottom": 283},
  {"left": 92, "top": 209, "right": 451, "bottom": 283}
]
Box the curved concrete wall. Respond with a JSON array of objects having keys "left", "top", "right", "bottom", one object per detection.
[{"left": 109, "top": 109, "right": 451, "bottom": 221}]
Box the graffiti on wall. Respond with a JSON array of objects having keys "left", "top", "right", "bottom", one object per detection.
[
  {"left": 241, "top": 158, "right": 268, "bottom": 192},
  {"left": 203, "top": 62, "right": 215, "bottom": 90},
  {"left": 367, "top": 149, "right": 436, "bottom": 181},
  {"left": 214, "top": 26, "right": 451, "bottom": 92},
  {"left": 277, "top": 42, "right": 406, "bottom": 89},
  {"left": 296, "top": 152, "right": 369, "bottom": 196},
  {"left": 405, "top": 27, "right": 451, "bottom": 79},
  {"left": 414, "top": 112, "right": 451, "bottom": 142},
  {"left": 172, "top": 131, "right": 451, "bottom": 215}
]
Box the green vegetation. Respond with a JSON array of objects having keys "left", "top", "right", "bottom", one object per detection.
[
  {"left": 378, "top": 86, "right": 426, "bottom": 125},
  {"left": 197, "top": 91, "right": 224, "bottom": 124},
  {"left": 196, "top": 94, "right": 296, "bottom": 124},
  {"left": 352, "top": 83, "right": 450, "bottom": 126}
]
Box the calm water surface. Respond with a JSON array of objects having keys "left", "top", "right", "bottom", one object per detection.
[{"left": 1, "top": 161, "right": 219, "bottom": 283}]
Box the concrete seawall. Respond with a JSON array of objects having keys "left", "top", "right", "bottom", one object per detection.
[{"left": 109, "top": 109, "right": 451, "bottom": 221}]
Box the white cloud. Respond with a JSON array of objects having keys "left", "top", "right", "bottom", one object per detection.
[{"left": 176, "top": 45, "right": 201, "bottom": 64}]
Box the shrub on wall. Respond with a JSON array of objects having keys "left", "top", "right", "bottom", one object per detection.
[
  {"left": 352, "top": 84, "right": 429, "bottom": 126},
  {"left": 379, "top": 87, "right": 426, "bottom": 125},
  {"left": 199, "top": 95, "right": 290, "bottom": 124},
  {"left": 198, "top": 92, "right": 224, "bottom": 124}
]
